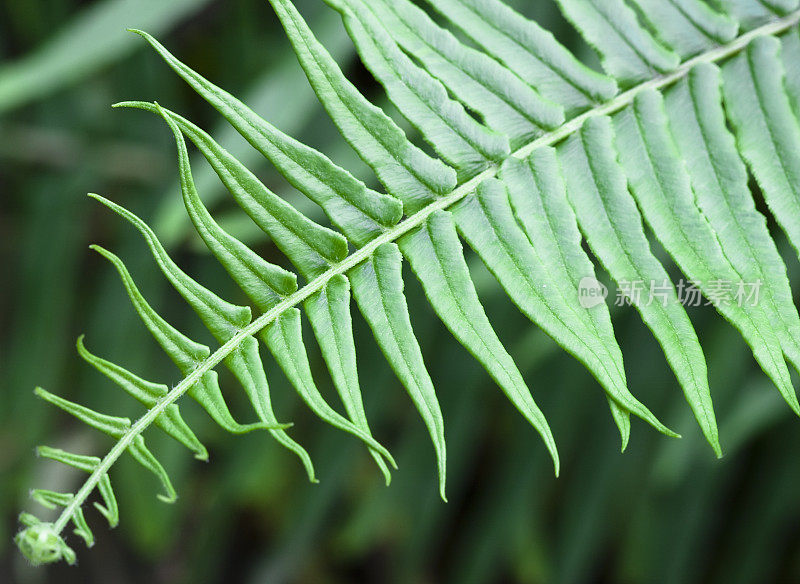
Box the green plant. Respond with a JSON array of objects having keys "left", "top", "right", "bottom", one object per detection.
[{"left": 14, "top": 0, "right": 800, "bottom": 567}]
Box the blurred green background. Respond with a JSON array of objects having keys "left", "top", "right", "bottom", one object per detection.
[{"left": 3, "top": 1, "right": 800, "bottom": 582}]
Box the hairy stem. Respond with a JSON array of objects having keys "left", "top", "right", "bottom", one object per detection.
[{"left": 51, "top": 9, "right": 800, "bottom": 536}]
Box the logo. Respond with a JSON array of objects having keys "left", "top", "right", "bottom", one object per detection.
[{"left": 578, "top": 277, "right": 608, "bottom": 308}]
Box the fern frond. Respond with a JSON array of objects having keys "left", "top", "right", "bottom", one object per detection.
[
  {"left": 422, "top": 0, "right": 618, "bottom": 111},
  {"left": 555, "top": 0, "right": 681, "bottom": 84},
  {"left": 16, "top": 0, "right": 800, "bottom": 566},
  {"left": 452, "top": 174, "right": 671, "bottom": 446},
  {"left": 357, "top": 0, "right": 565, "bottom": 146},
  {"left": 325, "top": 0, "right": 512, "bottom": 179},
  {"left": 76, "top": 335, "right": 208, "bottom": 460},
  {"left": 628, "top": 0, "right": 739, "bottom": 58},
  {"left": 723, "top": 36, "right": 800, "bottom": 262},
  {"left": 615, "top": 88, "right": 800, "bottom": 412}
]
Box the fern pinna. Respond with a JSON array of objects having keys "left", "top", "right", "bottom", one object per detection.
[{"left": 15, "top": 0, "right": 800, "bottom": 565}]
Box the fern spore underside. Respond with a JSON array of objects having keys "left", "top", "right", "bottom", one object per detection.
[{"left": 15, "top": 0, "right": 800, "bottom": 566}]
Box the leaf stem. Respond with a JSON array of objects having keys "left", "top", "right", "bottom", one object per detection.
[{"left": 51, "top": 9, "right": 800, "bottom": 537}]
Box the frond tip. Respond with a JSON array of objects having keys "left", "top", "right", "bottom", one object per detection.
[{"left": 15, "top": 519, "right": 75, "bottom": 566}]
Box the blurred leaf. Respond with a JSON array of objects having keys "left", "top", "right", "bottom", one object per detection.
[{"left": 0, "top": 0, "right": 213, "bottom": 113}]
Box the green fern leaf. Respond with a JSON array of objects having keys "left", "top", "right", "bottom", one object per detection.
[
  {"left": 34, "top": 387, "right": 177, "bottom": 503},
  {"left": 614, "top": 89, "right": 799, "bottom": 414},
  {"left": 423, "top": 0, "right": 618, "bottom": 111},
  {"left": 559, "top": 117, "right": 705, "bottom": 444},
  {"left": 398, "top": 210, "right": 560, "bottom": 473},
  {"left": 722, "top": 37, "right": 800, "bottom": 262},
  {"left": 453, "top": 174, "right": 648, "bottom": 446},
  {"left": 15, "top": 0, "right": 800, "bottom": 566},
  {"left": 628, "top": 0, "right": 738, "bottom": 58},
  {"left": 89, "top": 242, "right": 283, "bottom": 439},
  {"left": 666, "top": 62, "right": 800, "bottom": 407},
  {"left": 498, "top": 150, "right": 634, "bottom": 448},
  {"left": 77, "top": 336, "right": 207, "bottom": 460},
  {"left": 359, "top": 0, "right": 565, "bottom": 146},
  {"left": 327, "top": 0, "right": 510, "bottom": 180},
  {"left": 554, "top": 0, "right": 680, "bottom": 84},
  {"left": 269, "top": 0, "right": 457, "bottom": 212},
  {"left": 36, "top": 447, "right": 119, "bottom": 528}
]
